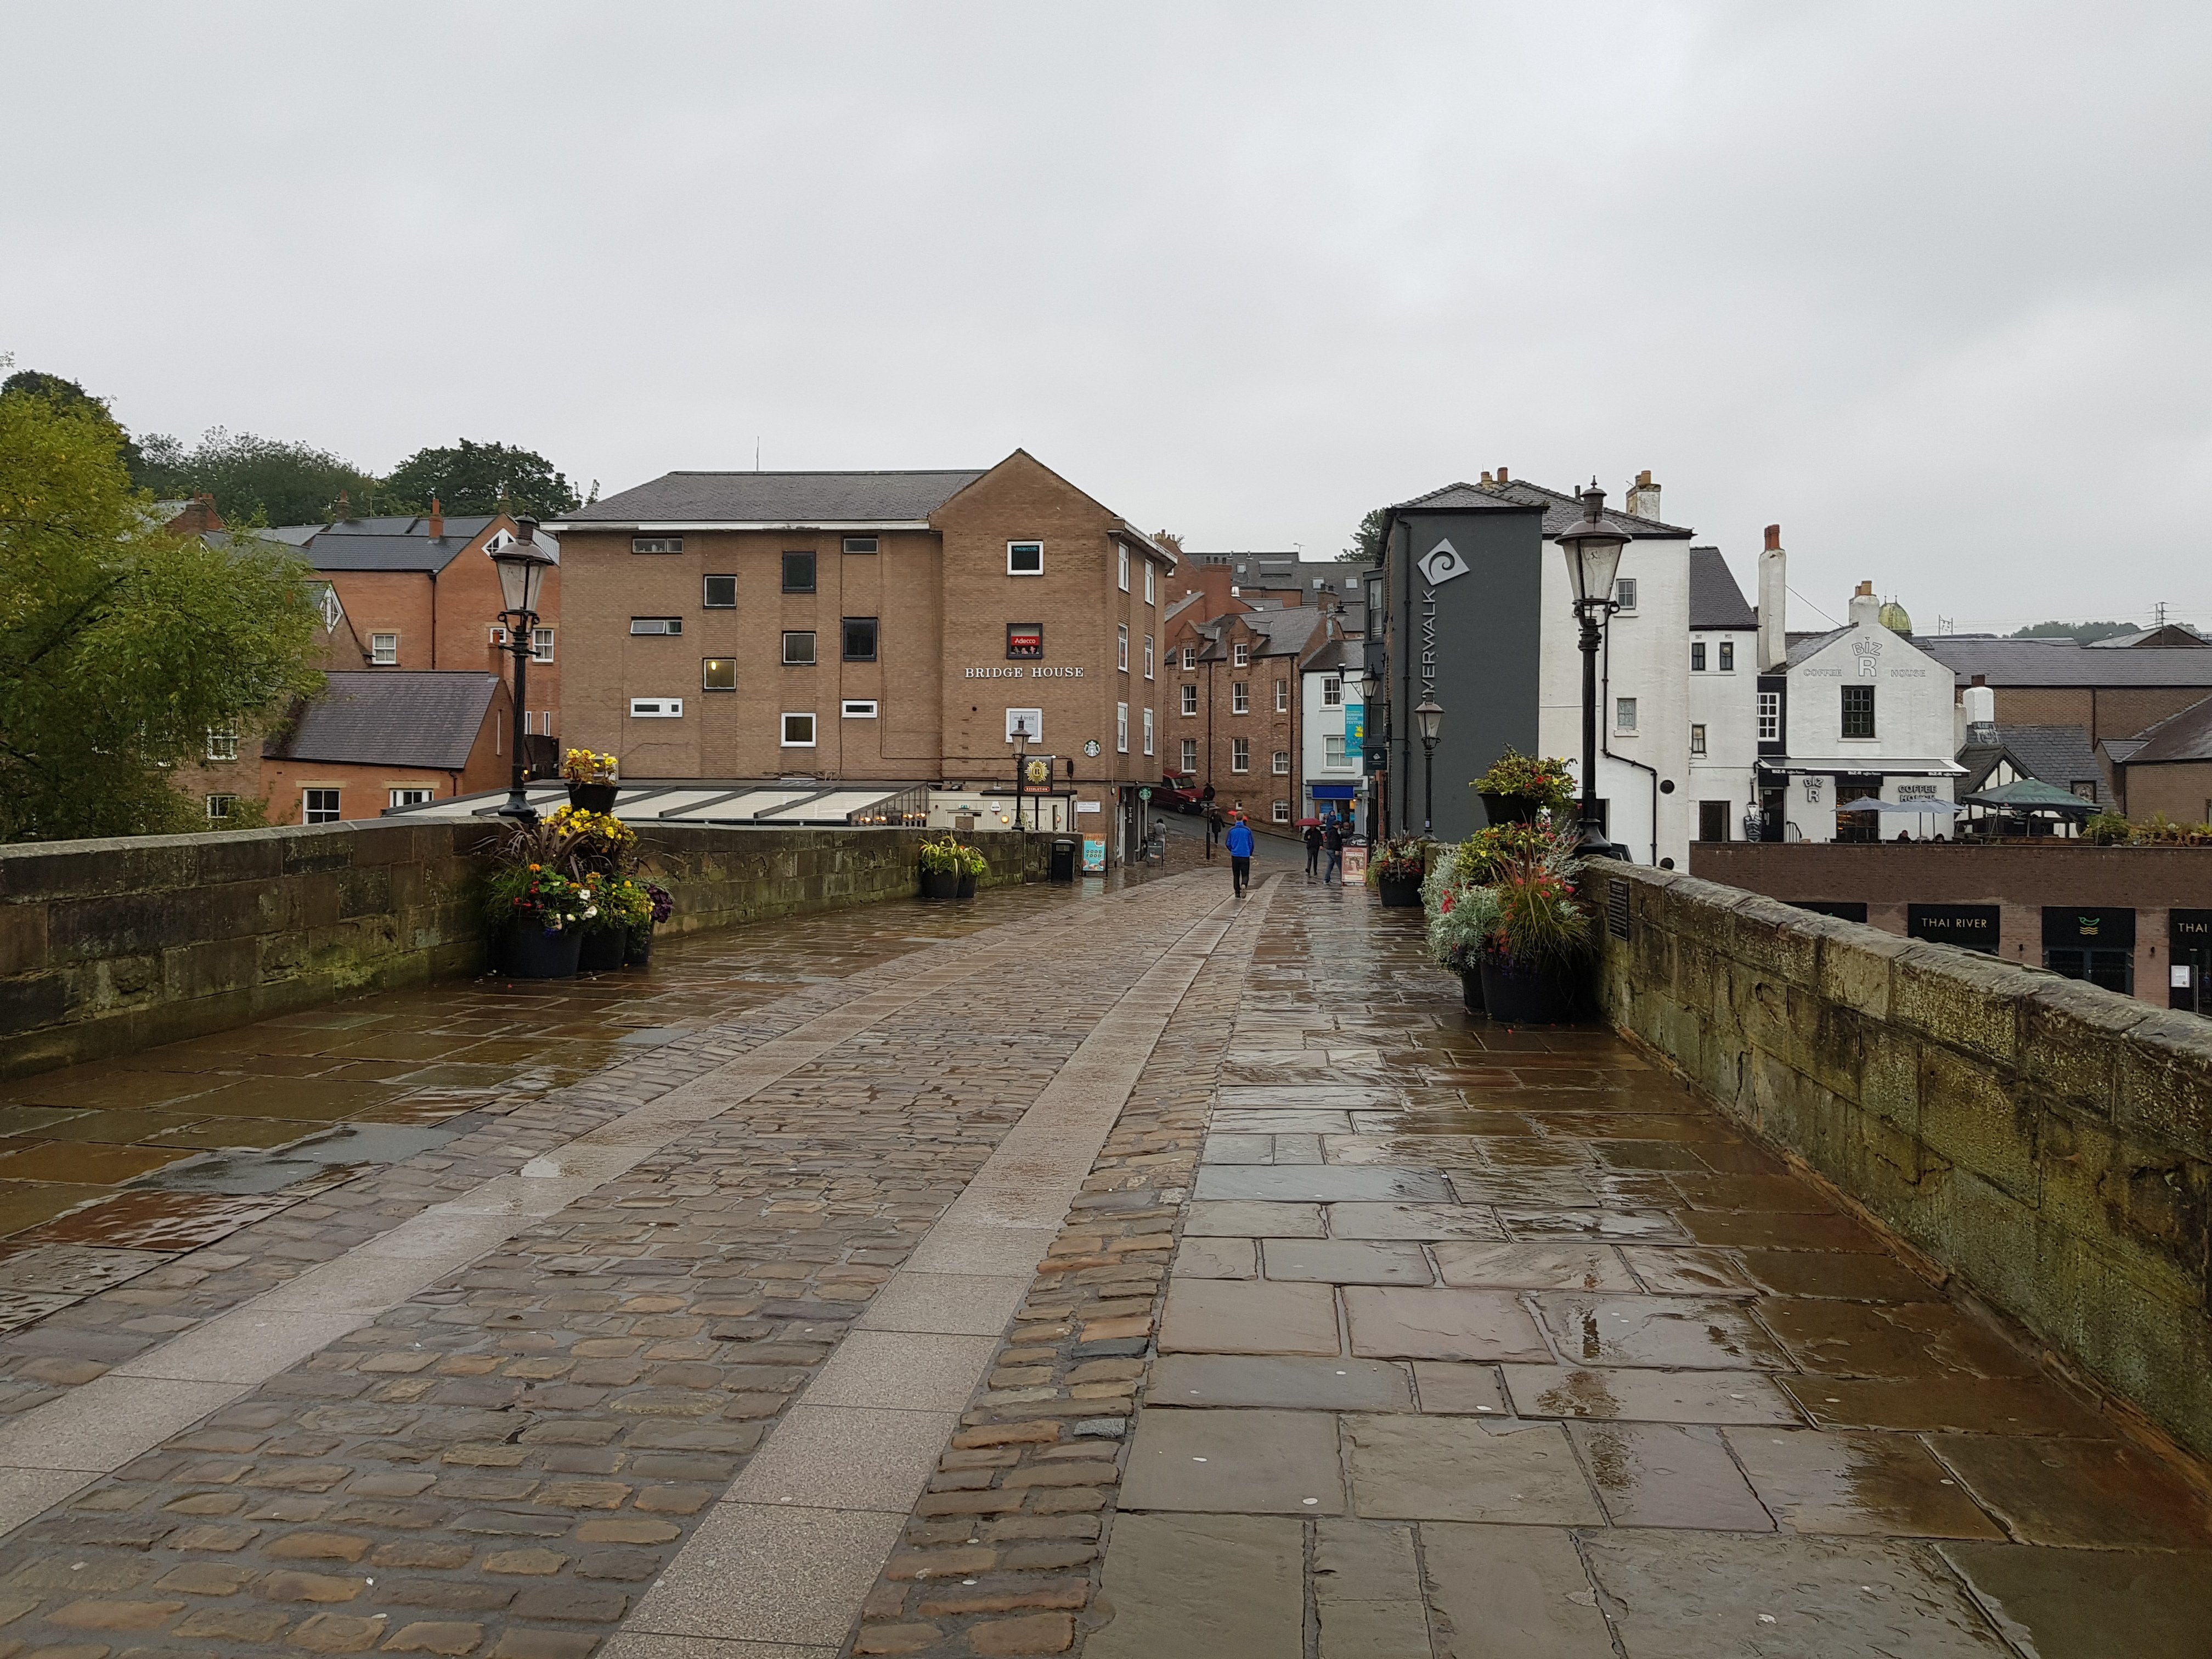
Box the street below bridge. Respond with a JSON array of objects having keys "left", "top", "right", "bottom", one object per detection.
[{"left": 0, "top": 870, "right": 2202, "bottom": 1657}]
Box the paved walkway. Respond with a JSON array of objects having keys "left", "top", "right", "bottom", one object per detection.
[{"left": 0, "top": 874, "right": 2203, "bottom": 1656}]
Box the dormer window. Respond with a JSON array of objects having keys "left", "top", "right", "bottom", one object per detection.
[{"left": 1233, "top": 642, "right": 1250, "bottom": 667}]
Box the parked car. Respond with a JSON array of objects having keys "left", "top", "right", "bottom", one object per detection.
[{"left": 1156, "top": 774, "right": 1205, "bottom": 814}]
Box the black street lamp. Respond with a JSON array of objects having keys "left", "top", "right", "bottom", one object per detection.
[
  {"left": 490, "top": 518, "right": 558, "bottom": 822},
  {"left": 1414, "top": 692, "right": 1442, "bottom": 838},
  {"left": 1553, "top": 482, "right": 1630, "bottom": 859},
  {"left": 1010, "top": 714, "right": 1033, "bottom": 837},
  {"left": 1359, "top": 650, "right": 1387, "bottom": 844}
]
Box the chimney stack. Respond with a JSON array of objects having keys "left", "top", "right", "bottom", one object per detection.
[
  {"left": 1757, "top": 523, "right": 1787, "bottom": 671},
  {"left": 427, "top": 497, "right": 444, "bottom": 540},
  {"left": 1964, "top": 674, "right": 1996, "bottom": 734},
  {"left": 1480, "top": 471, "right": 1494, "bottom": 486},
  {"left": 1626, "top": 469, "right": 1661, "bottom": 519},
  {"left": 1849, "top": 580, "right": 1881, "bottom": 629},
  {"left": 1496, "top": 466, "right": 1509, "bottom": 482}
]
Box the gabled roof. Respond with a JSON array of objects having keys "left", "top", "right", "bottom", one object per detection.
[
  {"left": 558, "top": 470, "right": 988, "bottom": 526},
  {"left": 266, "top": 514, "right": 523, "bottom": 576},
  {"left": 2085, "top": 624, "right": 2208, "bottom": 648},
  {"left": 1391, "top": 482, "right": 1538, "bottom": 515},
  {"left": 1389, "top": 477, "right": 1692, "bottom": 537},
  {"left": 1956, "top": 724, "right": 2107, "bottom": 802},
  {"left": 1688, "top": 546, "right": 1757, "bottom": 630},
  {"left": 1917, "top": 636, "right": 2212, "bottom": 688},
  {"left": 1246, "top": 606, "right": 1329, "bottom": 658},
  {"left": 2119, "top": 693, "right": 2212, "bottom": 765},
  {"left": 1785, "top": 626, "right": 1851, "bottom": 667},
  {"left": 266, "top": 673, "right": 499, "bottom": 770}
]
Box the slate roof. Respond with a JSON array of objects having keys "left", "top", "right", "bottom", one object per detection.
[
  {"left": 1689, "top": 546, "right": 1757, "bottom": 630},
  {"left": 1389, "top": 478, "right": 1692, "bottom": 537},
  {"left": 2085, "top": 624, "right": 2208, "bottom": 648},
  {"left": 1247, "top": 606, "right": 1329, "bottom": 658},
  {"left": 264, "top": 515, "right": 526, "bottom": 575},
  {"left": 558, "top": 471, "right": 989, "bottom": 526},
  {"left": 267, "top": 673, "right": 499, "bottom": 770},
  {"left": 1916, "top": 637, "right": 2212, "bottom": 688},
  {"left": 1955, "top": 724, "right": 2107, "bottom": 803},
  {"left": 2120, "top": 693, "right": 2212, "bottom": 765},
  {"left": 1785, "top": 626, "right": 1851, "bottom": 668}
]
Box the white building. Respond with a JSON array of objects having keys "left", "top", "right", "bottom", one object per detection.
[
  {"left": 1300, "top": 639, "right": 1366, "bottom": 825},
  {"left": 1686, "top": 547, "right": 1763, "bottom": 849}
]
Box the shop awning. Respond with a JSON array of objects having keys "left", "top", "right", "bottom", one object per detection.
[{"left": 1310, "top": 784, "right": 1360, "bottom": 799}]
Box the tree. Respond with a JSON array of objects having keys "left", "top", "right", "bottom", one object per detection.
[
  {"left": 1339, "top": 506, "right": 1390, "bottom": 563},
  {"left": 2010, "top": 620, "right": 2137, "bottom": 645},
  {"left": 2, "top": 368, "right": 147, "bottom": 479},
  {"left": 383, "top": 439, "right": 580, "bottom": 518},
  {"left": 0, "top": 383, "right": 324, "bottom": 840},
  {"left": 135, "top": 427, "right": 382, "bottom": 528}
]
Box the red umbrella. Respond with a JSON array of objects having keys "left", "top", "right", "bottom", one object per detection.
[{"left": 1297, "top": 817, "right": 1321, "bottom": 826}]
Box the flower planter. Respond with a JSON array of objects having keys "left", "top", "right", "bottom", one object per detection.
[
  {"left": 1479, "top": 792, "right": 1546, "bottom": 827},
  {"left": 567, "top": 782, "right": 619, "bottom": 814},
  {"left": 921, "top": 870, "right": 960, "bottom": 900},
  {"left": 1459, "top": 967, "right": 1485, "bottom": 1015},
  {"left": 1377, "top": 874, "right": 1424, "bottom": 909},
  {"left": 1478, "top": 953, "right": 1579, "bottom": 1024},
  {"left": 503, "top": 922, "right": 582, "bottom": 980},
  {"left": 578, "top": 927, "right": 628, "bottom": 973},
  {"left": 956, "top": 871, "right": 978, "bottom": 899},
  {"left": 624, "top": 927, "right": 655, "bottom": 967}
]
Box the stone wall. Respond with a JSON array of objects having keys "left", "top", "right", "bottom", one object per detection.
[
  {"left": 1595, "top": 862, "right": 2212, "bottom": 1463},
  {"left": 0, "top": 822, "right": 1047, "bottom": 1079}
]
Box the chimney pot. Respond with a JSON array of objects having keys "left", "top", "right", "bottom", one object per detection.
[
  {"left": 1763, "top": 524, "right": 1781, "bottom": 552},
  {"left": 1971, "top": 674, "right": 1987, "bottom": 687},
  {"left": 1480, "top": 471, "right": 1493, "bottom": 486},
  {"left": 1636, "top": 469, "right": 1652, "bottom": 488},
  {"left": 1496, "top": 466, "right": 1509, "bottom": 482},
  {"left": 1855, "top": 580, "right": 1875, "bottom": 597}
]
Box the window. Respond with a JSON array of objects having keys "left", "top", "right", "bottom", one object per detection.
[
  {"left": 1007, "top": 624, "right": 1043, "bottom": 660},
  {"left": 371, "top": 633, "right": 398, "bottom": 665},
  {"left": 206, "top": 729, "right": 238, "bottom": 761},
  {"left": 1691, "top": 642, "right": 1707, "bottom": 672},
  {"left": 1181, "top": 684, "right": 1198, "bottom": 716},
  {"left": 205, "top": 794, "right": 235, "bottom": 820},
  {"left": 1841, "top": 685, "right": 1876, "bottom": 738},
  {"left": 703, "top": 658, "right": 736, "bottom": 691},
  {"left": 1006, "top": 708, "right": 1042, "bottom": 743},
  {"left": 842, "top": 699, "right": 878, "bottom": 719},
  {"left": 631, "top": 617, "right": 683, "bottom": 635},
  {"left": 1182, "top": 645, "right": 1197, "bottom": 669},
  {"left": 1322, "top": 676, "right": 1342, "bottom": 708},
  {"left": 1118, "top": 624, "right": 1129, "bottom": 672},
  {"left": 1698, "top": 800, "right": 1731, "bottom": 842},
  {"left": 1325, "top": 734, "right": 1347, "bottom": 766},
  {"left": 1690, "top": 723, "right": 1708, "bottom": 756},
  {"left": 1719, "top": 640, "right": 1735, "bottom": 671},
  {"left": 1233, "top": 642, "right": 1250, "bottom": 667},
  {"left": 703, "top": 575, "right": 737, "bottom": 607},
  {"left": 630, "top": 698, "right": 684, "bottom": 718},
  {"left": 1144, "top": 563, "right": 1155, "bottom": 604},
  {"left": 390, "top": 787, "right": 433, "bottom": 808},
  {"left": 1143, "top": 635, "right": 1154, "bottom": 679},
  {"left": 1615, "top": 697, "right": 1638, "bottom": 733},
  {"left": 1272, "top": 750, "right": 1290, "bottom": 775},
  {"left": 843, "top": 618, "right": 878, "bottom": 662},
  {"left": 1272, "top": 800, "right": 1290, "bottom": 823},
  {"left": 782, "top": 551, "right": 816, "bottom": 592},
  {"left": 303, "top": 788, "right": 341, "bottom": 824},
  {"left": 531, "top": 627, "right": 555, "bottom": 662},
  {"left": 1116, "top": 702, "right": 1129, "bottom": 753},
  {"left": 1181, "top": 738, "right": 1199, "bottom": 773},
  {"left": 1614, "top": 577, "right": 1638, "bottom": 611},
  {"left": 1758, "top": 691, "right": 1781, "bottom": 742},
  {"left": 632, "top": 537, "right": 684, "bottom": 554},
  {"left": 843, "top": 535, "right": 878, "bottom": 554},
  {"left": 781, "top": 712, "right": 817, "bottom": 747},
  {"left": 1233, "top": 682, "right": 1250, "bottom": 715},
  {"left": 1142, "top": 708, "right": 1154, "bottom": 757},
  {"left": 1232, "top": 737, "right": 1250, "bottom": 772},
  {"left": 1274, "top": 679, "right": 1288, "bottom": 713},
  {"left": 1008, "top": 541, "right": 1043, "bottom": 575},
  {"left": 1118, "top": 545, "right": 1130, "bottom": 592},
  {"left": 783, "top": 631, "right": 817, "bottom": 665}
]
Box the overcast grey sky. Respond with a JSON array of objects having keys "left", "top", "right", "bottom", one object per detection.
[{"left": 6, "top": 2, "right": 2208, "bottom": 631}]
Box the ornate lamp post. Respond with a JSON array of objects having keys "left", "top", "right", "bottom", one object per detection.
[
  {"left": 1010, "top": 714, "right": 1032, "bottom": 836},
  {"left": 489, "top": 518, "right": 557, "bottom": 822},
  {"left": 1414, "top": 692, "right": 1443, "bottom": 838},
  {"left": 1553, "top": 483, "right": 1630, "bottom": 859}
]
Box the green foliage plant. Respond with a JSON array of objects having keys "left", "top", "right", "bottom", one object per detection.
[
  {"left": 383, "top": 440, "right": 580, "bottom": 518},
  {"left": 1370, "top": 838, "right": 1431, "bottom": 882},
  {"left": 1490, "top": 845, "right": 1595, "bottom": 972},
  {"left": 1448, "top": 821, "right": 1554, "bottom": 885},
  {"left": 2081, "top": 811, "right": 2134, "bottom": 845},
  {"left": 920, "top": 836, "right": 966, "bottom": 875},
  {"left": 1426, "top": 882, "right": 1503, "bottom": 973},
  {"left": 961, "top": 843, "right": 989, "bottom": 878},
  {"left": 1474, "top": 748, "right": 1576, "bottom": 810}
]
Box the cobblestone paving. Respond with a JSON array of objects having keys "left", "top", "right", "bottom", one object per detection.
[
  {"left": 0, "top": 873, "right": 1220, "bottom": 1657},
  {"left": 860, "top": 880, "right": 2212, "bottom": 1659}
]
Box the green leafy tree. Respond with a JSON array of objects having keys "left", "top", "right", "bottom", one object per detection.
[
  {"left": 2, "top": 368, "right": 148, "bottom": 479},
  {"left": 383, "top": 439, "right": 579, "bottom": 518},
  {"left": 2010, "top": 620, "right": 2136, "bottom": 644},
  {"left": 136, "top": 427, "right": 382, "bottom": 528},
  {"left": 0, "top": 385, "right": 324, "bottom": 840},
  {"left": 1338, "top": 506, "right": 1390, "bottom": 563}
]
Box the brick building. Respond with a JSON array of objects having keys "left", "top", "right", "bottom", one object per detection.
[
  {"left": 548, "top": 453, "right": 1172, "bottom": 860},
  {"left": 1163, "top": 595, "right": 1336, "bottom": 833}
]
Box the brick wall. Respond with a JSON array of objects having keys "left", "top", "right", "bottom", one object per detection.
[
  {"left": 0, "top": 821, "right": 1046, "bottom": 1079},
  {"left": 1595, "top": 862, "right": 2212, "bottom": 1462}
]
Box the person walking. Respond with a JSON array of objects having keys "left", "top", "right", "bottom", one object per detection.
[
  {"left": 1303, "top": 821, "right": 1324, "bottom": 881},
  {"left": 1225, "top": 812, "right": 1255, "bottom": 898},
  {"left": 1323, "top": 818, "right": 1345, "bottom": 884}
]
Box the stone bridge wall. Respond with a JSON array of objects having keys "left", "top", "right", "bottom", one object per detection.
[
  {"left": 0, "top": 821, "right": 1047, "bottom": 1079},
  {"left": 1595, "top": 862, "right": 2212, "bottom": 1463}
]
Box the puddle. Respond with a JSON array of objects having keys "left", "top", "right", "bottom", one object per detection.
[{"left": 128, "top": 1118, "right": 478, "bottom": 1195}]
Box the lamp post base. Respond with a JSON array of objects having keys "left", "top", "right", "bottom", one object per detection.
[{"left": 1573, "top": 828, "right": 1630, "bottom": 861}]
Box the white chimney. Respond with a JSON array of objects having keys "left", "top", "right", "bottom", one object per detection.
[
  {"left": 1757, "top": 523, "right": 1787, "bottom": 671},
  {"left": 1964, "top": 676, "right": 1995, "bottom": 729},
  {"left": 1626, "top": 469, "right": 1661, "bottom": 519},
  {"left": 1848, "top": 579, "right": 1882, "bottom": 629}
]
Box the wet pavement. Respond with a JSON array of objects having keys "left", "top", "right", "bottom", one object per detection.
[{"left": 0, "top": 870, "right": 2202, "bottom": 1657}]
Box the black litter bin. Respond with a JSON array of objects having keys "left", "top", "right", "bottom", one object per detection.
[{"left": 1049, "top": 838, "right": 1077, "bottom": 882}]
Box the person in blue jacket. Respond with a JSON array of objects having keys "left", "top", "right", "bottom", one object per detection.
[{"left": 1224, "top": 811, "right": 1255, "bottom": 897}]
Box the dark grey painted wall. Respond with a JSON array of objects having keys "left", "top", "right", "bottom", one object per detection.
[{"left": 1387, "top": 505, "right": 1545, "bottom": 843}]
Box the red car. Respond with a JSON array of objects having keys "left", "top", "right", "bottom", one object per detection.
[{"left": 1156, "top": 774, "right": 1205, "bottom": 814}]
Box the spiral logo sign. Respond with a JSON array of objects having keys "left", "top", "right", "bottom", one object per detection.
[{"left": 1418, "top": 538, "right": 1470, "bottom": 586}]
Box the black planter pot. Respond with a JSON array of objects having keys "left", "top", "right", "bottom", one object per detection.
[
  {"left": 1478, "top": 953, "right": 1579, "bottom": 1024},
  {"left": 956, "top": 871, "right": 978, "bottom": 899},
  {"left": 1377, "top": 874, "right": 1424, "bottom": 909},
  {"left": 1479, "top": 792, "right": 1545, "bottom": 827},
  {"left": 1459, "top": 967, "right": 1485, "bottom": 1014},
  {"left": 578, "top": 927, "right": 627, "bottom": 973},
  {"left": 503, "top": 922, "right": 582, "bottom": 980},
  {"left": 922, "top": 870, "right": 960, "bottom": 900},
  {"left": 567, "top": 782, "right": 619, "bottom": 814},
  {"left": 624, "top": 928, "right": 654, "bottom": 967}
]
